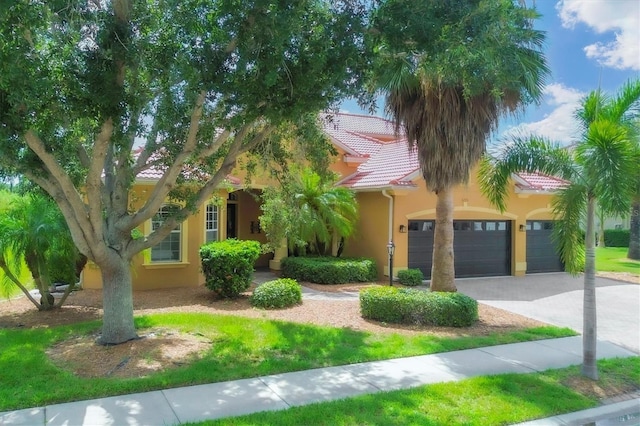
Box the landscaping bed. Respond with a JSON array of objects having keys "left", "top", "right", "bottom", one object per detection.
[{"left": 0, "top": 282, "right": 560, "bottom": 383}]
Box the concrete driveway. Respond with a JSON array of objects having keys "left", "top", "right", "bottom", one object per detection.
[{"left": 455, "top": 273, "right": 640, "bottom": 354}]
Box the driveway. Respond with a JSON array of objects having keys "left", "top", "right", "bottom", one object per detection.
[{"left": 455, "top": 273, "right": 640, "bottom": 354}]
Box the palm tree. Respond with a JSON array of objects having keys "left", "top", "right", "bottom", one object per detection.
[
  {"left": 260, "top": 168, "right": 358, "bottom": 256},
  {"left": 368, "top": 0, "right": 549, "bottom": 291},
  {"left": 479, "top": 80, "right": 640, "bottom": 379},
  {"left": 0, "top": 193, "right": 82, "bottom": 310},
  {"left": 628, "top": 136, "right": 640, "bottom": 260}
]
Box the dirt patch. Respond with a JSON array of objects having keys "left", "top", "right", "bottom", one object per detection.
[
  {"left": 47, "top": 328, "right": 210, "bottom": 378},
  {"left": 596, "top": 272, "right": 639, "bottom": 284},
  {"left": 562, "top": 375, "right": 639, "bottom": 400},
  {"left": 2, "top": 283, "right": 551, "bottom": 379}
]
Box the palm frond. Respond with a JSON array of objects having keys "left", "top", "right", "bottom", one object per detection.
[
  {"left": 551, "top": 184, "right": 587, "bottom": 274},
  {"left": 479, "top": 135, "right": 574, "bottom": 212},
  {"left": 577, "top": 120, "right": 636, "bottom": 216}
]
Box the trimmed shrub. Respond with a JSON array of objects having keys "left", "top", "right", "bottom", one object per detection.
[
  {"left": 397, "top": 268, "right": 424, "bottom": 286},
  {"left": 281, "top": 256, "right": 377, "bottom": 284},
  {"left": 603, "top": 229, "right": 630, "bottom": 247},
  {"left": 250, "top": 278, "right": 302, "bottom": 309},
  {"left": 200, "top": 239, "right": 261, "bottom": 298},
  {"left": 359, "top": 286, "right": 478, "bottom": 327}
]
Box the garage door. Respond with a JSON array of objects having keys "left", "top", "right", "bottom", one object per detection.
[
  {"left": 526, "top": 220, "right": 564, "bottom": 273},
  {"left": 408, "top": 220, "right": 512, "bottom": 278}
]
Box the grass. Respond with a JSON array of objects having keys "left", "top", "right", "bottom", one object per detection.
[
  {"left": 596, "top": 247, "right": 640, "bottom": 275},
  {"left": 194, "top": 358, "right": 640, "bottom": 426},
  {"left": 0, "top": 312, "right": 575, "bottom": 411}
]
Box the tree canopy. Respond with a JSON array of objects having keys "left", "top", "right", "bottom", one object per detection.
[{"left": 0, "top": 0, "right": 369, "bottom": 343}]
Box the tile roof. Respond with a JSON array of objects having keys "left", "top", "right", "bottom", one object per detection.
[
  {"left": 326, "top": 112, "right": 565, "bottom": 193},
  {"left": 131, "top": 112, "right": 565, "bottom": 194},
  {"left": 514, "top": 172, "right": 568, "bottom": 191},
  {"left": 325, "top": 113, "right": 419, "bottom": 190},
  {"left": 133, "top": 149, "right": 241, "bottom": 185}
]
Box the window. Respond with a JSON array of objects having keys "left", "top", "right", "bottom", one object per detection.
[
  {"left": 205, "top": 204, "right": 219, "bottom": 243},
  {"left": 151, "top": 205, "right": 181, "bottom": 262}
]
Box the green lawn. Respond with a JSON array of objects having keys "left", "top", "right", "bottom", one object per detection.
[
  {"left": 0, "top": 312, "right": 575, "bottom": 411},
  {"left": 196, "top": 358, "right": 640, "bottom": 426},
  {"left": 596, "top": 247, "right": 640, "bottom": 274}
]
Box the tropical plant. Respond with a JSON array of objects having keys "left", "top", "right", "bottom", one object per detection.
[
  {"left": 367, "top": 0, "right": 549, "bottom": 291},
  {"left": 479, "top": 79, "right": 640, "bottom": 379},
  {"left": 0, "top": 1, "right": 369, "bottom": 343},
  {"left": 0, "top": 194, "right": 84, "bottom": 310},
  {"left": 260, "top": 168, "right": 358, "bottom": 256}
]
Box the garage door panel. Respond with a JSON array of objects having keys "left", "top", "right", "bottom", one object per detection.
[
  {"left": 408, "top": 220, "right": 511, "bottom": 279},
  {"left": 526, "top": 220, "right": 564, "bottom": 273}
]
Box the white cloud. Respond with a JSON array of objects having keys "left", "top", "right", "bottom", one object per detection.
[
  {"left": 501, "top": 83, "right": 585, "bottom": 145},
  {"left": 557, "top": 0, "right": 640, "bottom": 70}
]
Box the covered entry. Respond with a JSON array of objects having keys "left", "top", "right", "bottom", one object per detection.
[
  {"left": 526, "top": 220, "right": 564, "bottom": 273},
  {"left": 408, "top": 220, "right": 512, "bottom": 278}
]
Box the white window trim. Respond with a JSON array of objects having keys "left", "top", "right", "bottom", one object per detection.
[
  {"left": 205, "top": 204, "right": 219, "bottom": 244},
  {"left": 143, "top": 204, "right": 189, "bottom": 266}
]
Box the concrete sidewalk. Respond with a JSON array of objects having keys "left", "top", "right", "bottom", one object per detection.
[{"left": 1, "top": 336, "right": 637, "bottom": 425}]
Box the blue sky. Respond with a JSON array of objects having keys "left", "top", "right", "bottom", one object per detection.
[{"left": 341, "top": 0, "right": 640, "bottom": 146}]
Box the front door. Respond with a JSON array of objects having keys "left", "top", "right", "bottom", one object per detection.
[{"left": 226, "top": 203, "right": 237, "bottom": 239}]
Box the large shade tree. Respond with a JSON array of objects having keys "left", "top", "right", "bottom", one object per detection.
[
  {"left": 479, "top": 80, "right": 640, "bottom": 379},
  {"left": 0, "top": 0, "right": 368, "bottom": 344},
  {"left": 367, "top": 0, "right": 549, "bottom": 291}
]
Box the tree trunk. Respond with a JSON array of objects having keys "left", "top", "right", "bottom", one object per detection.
[
  {"left": 628, "top": 199, "right": 639, "bottom": 260},
  {"left": 582, "top": 196, "right": 598, "bottom": 380},
  {"left": 431, "top": 186, "right": 456, "bottom": 292},
  {"left": 98, "top": 253, "right": 138, "bottom": 345},
  {"left": 597, "top": 213, "right": 605, "bottom": 248}
]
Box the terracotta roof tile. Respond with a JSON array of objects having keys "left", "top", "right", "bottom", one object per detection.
[{"left": 515, "top": 172, "right": 568, "bottom": 191}]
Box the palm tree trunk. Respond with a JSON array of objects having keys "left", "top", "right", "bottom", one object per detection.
[
  {"left": 98, "top": 254, "right": 138, "bottom": 345},
  {"left": 597, "top": 209, "right": 606, "bottom": 248},
  {"left": 431, "top": 186, "right": 456, "bottom": 292},
  {"left": 628, "top": 199, "right": 639, "bottom": 260},
  {"left": 582, "top": 196, "right": 598, "bottom": 380}
]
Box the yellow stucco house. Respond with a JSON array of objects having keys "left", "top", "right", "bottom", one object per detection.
[{"left": 84, "top": 113, "right": 565, "bottom": 290}]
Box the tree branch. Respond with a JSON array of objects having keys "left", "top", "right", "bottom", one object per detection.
[
  {"left": 22, "top": 131, "right": 106, "bottom": 260},
  {"left": 127, "top": 91, "right": 206, "bottom": 229},
  {"left": 85, "top": 119, "right": 114, "bottom": 242}
]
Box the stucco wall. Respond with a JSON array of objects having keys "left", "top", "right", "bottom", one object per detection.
[
  {"left": 344, "top": 165, "right": 557, "bottom": 280},
  {"left": 83, "top": 188, "right": 271, "bottom": 290}
]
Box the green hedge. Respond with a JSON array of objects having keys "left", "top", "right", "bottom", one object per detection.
[
  {"left": 199, "top": 239, "right": 261, "bottom": 298},
  {"left": 603, "top": 229, "right": 630, "bottom": 247},
  {"left": 359, "top": 286, "right": 478, "bottom": 327},
  {"left": 281, "top": 256, "right": 377, "bottom": 284},
  {"left": 250, "top": 278, "right": 302, "bottom": 309},
  {"left": 397, "top": 268, "right": 424, "bottom": 286}
]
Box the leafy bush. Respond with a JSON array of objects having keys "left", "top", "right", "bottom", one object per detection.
[
  {"left": 603, "top": 229, "right": 629, "bottom": 247},
  {"left": 281, "top": 256, "right": 377, "bottom": 284},
  {"left": 250, "top": 278, "right": 302, "bottom": 309},
  {"left": 200, "top": 239, "right": 261, "bottom": 298},
  {"left": 397, "top": 268, "right": 424, "bottom": 286},
  {"left": 359, "top": 287, "right": 478, "bottom": 327}
]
